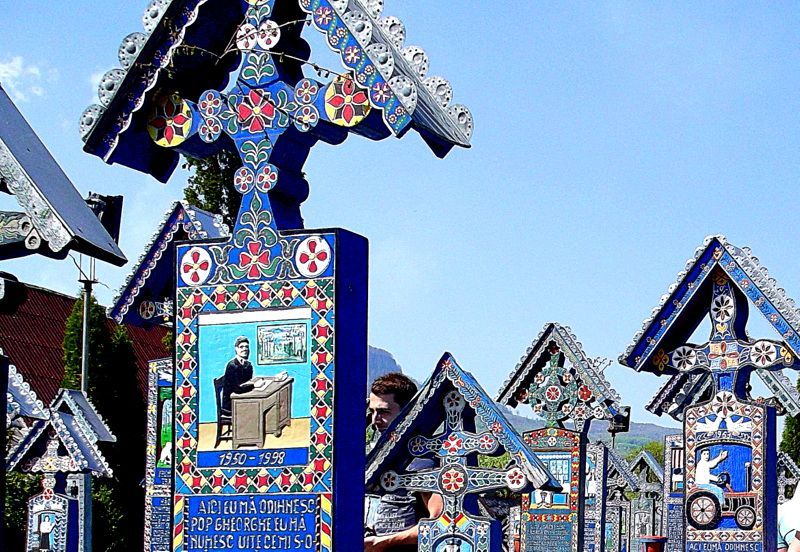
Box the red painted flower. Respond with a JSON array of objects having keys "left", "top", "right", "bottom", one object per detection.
[
  {"left": 325, "top": 78, "right": 370, "bottom": 126},
  {"left": 578, "top": 385, "right": 592, "bottom": 401},
  {"left": 442, "top": 433, "right": 464, "bottom": 454},
  {"left": 236, "top": 89, "right": 277, "bottom": 133},
  {"left": 182, "top": 249, "right": 210, "bottom": 283},
  {"left": 238, "top": 240, "right": 271, "bottom": 278},
  {"left": 441, "top": 468, "right": 465, "bottom": 493},
  {"left": 297, "top": 239, "right": 329, "bottom": 274}
]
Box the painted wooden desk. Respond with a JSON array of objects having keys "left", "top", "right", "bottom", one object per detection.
[{"left": 230, "top": 377, "right": 293, "bottom": 449}]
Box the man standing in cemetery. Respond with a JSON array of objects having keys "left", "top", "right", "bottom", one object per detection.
[
  {"left": 222, "top": 336, "right": 254, "bottom": 412},
  {"left": 365, "top": 374, "right": 444, "bottom": 551}
]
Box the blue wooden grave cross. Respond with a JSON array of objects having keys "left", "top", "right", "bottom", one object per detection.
[
  {"left": 380, "top": 389, "right": 529, "bottom": 552},
  {"left": 619, "top": 237, "right": 800, "bottom": 552},
  {"left": 654, "top": 267, "right": 799, "bottom": 397}
]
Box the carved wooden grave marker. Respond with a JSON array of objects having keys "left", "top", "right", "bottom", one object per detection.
[
  {"left": 662, "top": 434, "right": 685, "bottom": 552},
  {"left": 777, "top": 452, "right": 800, "bottom": 504},
  {"left": 367, "top": 353, "right": 559, "bottom": 552},
  {"left": 604, "top": 445, "right": 639, "bottom": 552},
  {"left": 583, "top": 443, "right": 608, "bottom": 552},
  {"left": 628, "top": 450, "right": 664, "bottom": 552},
  {"left": 496, "top": 323, "right": 630, "bottom": 552},
  {"left": 620, "top": 236, "right": 800, "bottom": 552},
  {"left": 7, "top": 389, "right": 115, "bottom": 552},
  {"left": 143, "top": 359, "right": 174, "bottom": 552},
  {"left": 80, "top": 0, "right": 473, "bottom": 549}
]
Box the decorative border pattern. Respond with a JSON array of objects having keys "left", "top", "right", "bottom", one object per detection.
[
  {"left": 144, "top": 358, "right": 172, "bottom": 552},
  {"left": 684, "top": 395, "right": 765, "bottom": 544},
  {"left": 662, "top": 434, "right": 684, "bottom": 552},
  {"left": 584, "top": 442, "right": 607, "bottom": 552},
  {"left": 6, "top": 362, "right": 47, "bottom": 427}
]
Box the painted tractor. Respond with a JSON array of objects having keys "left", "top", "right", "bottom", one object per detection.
[{"left": 686, "top": 472, "right": 756, "bottom": 531}]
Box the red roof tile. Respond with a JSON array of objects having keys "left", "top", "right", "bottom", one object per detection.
[{"left": 0, "top": 280, "right": 169, "bottom": 404}]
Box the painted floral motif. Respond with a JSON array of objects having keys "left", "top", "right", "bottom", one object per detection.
[
  {"left": 234, "top": 167, "right": 256, "bottom": 194},
  {"left": 442, "top": 434, "right": 464, "bottom": 454},
  {"left": 199, "top": 117, "right": 222, "bottom": 143},
  {"left": 371, "top": 81, "right": 392, "bottom": 104},
  {"left": 314, "top": 6, "right": 333, "bottom": 26},
  {"left": 324, "top": 77, "right": 371, "bottom": 127},
  {"left": 672, "top": 346, "right": 698, "bottom": 371},
  {"left": 441, "top": 468, "right": 465, "bottom": 493},
  {"left": 409, "top": 436, "right": 426, "bottom": 454},
  {"left": 147, "top": 95, "right": 192, "bottom": 147},
  {"left": 295, "top": 79, "right": 320, "bottom": 104},
  {"left": 236, "top": 241, "right": 272, "bottom": 278},
  {"left": 198, "top": 90, "right": 223, "bottom": 117},
  {"left": 235, "top": 89, "right": 279, "bottom": 133},
  {"left": 295, "top": 236, "right": 331, "bottom": 278},
  {"left": 241, "top": 52, "right": 276, "bottom": 86},
  {"left": 505, "top": 467, "right": 527, "bottom": 491},
  {"left": 236, "top": 22, "right": 258, "bottom": 51},
  {"left": 138, "top": 300, "right": 156, "bottom": 320},
  {"left": 256, "top": 19, "right": 281, "bottom": 50},
  {"left": 343, "top": 45, "right": 361, "bottom": 65},
  {"left": 478, "top": 434, "right": 495, "bottom": 451},
  {"left": 180, "top": 247, "right": 212, "bottom": 286},
  {"left": 711, "top": 293, "right": 734, "bottom": 323},
  {"left": 294, "top": 105, "right": 320, "bottom": 132},
  {"left": 255, "top": 164, "right": 279, "bottom": 192},
  {"left": 749, "top": 341, "right": 777, "bottom": 368}
]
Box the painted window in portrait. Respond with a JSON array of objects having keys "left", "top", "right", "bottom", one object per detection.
[{"left": 195, "top": 307, "right": 313, "bottom": 469}]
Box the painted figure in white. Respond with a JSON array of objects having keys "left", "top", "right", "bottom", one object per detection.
[{"left": 696, "top": 449, "right": 728, "bottom": 486}]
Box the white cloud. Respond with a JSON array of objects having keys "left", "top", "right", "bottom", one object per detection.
[
  {"left": 88, "top": 70, "right": 104, "bottom": 100},
  {"left": 0, "top": 56, "right": 52, "bottom": 102}
]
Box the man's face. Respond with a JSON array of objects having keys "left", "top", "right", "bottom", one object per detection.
[
  {"left": 368, "top": 392, "right": 402, "bottom": 433},
  {"left": 235, "top": 341, "right": 250, "bottom": 361},
  {"left": 701, "top": 450, "right": 710, "bottom": 460}
]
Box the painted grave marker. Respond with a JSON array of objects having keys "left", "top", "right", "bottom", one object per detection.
[
  {"left": 777, "top": 452, "right": 800, "bottom": 504},
  {"left": 496, "top": 323, "right": 630, "bottom": 552},
  {"left": 367, "top": 353, "right": 559, "bottom": 552},
  {"left": 604, "top": 445, "right": 639, "bottom": 552},
  {"left": 628, "top": 450, "right": 664, "bottom": 552},
  {"left": 662, "top": 434, "right": 685, "bottom": 552},
  {"left": 7, "top": 389, "right": 115, "bottom": 552},
  {"left": 80, "top": 0, "right": 473, "bottom": 550},
  {"left": 620, "top": 236, "right": 800, "bottom": 552},
  {"left": 584, "top": 443, "right": 609, "bottom": 552},
  {"left": 144, "top": 359, "right": 174, "bottom": 552}
]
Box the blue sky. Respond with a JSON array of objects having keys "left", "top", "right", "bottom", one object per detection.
[{"left": 3, "top": 2, "right": 800, "bottom": 431}]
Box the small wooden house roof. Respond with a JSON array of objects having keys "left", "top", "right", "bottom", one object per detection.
[
  {"left": 366, "top": 352, "right": 560, "bottom": 492},
  {"left": 620, "top": 235, "right": 800, "bottom": 374},
  {"left": 0, "top": 84, "right": 125, "bottom": 265},
  {"left": 80, "top": 0, "right": 472, "bottom": 181},
  {"left": 109, "top": 201, "right": 228, "bottom": 324}
]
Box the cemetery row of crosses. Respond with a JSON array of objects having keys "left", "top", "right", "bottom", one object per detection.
[{"left": 3, "top": 1, "right": 800, "bottom": 552}]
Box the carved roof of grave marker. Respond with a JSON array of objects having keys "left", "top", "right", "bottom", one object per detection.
[
  {"left": 620, "top": 235, "right": 800, "bottom": 375},
  {"left": 6, "top": 361, "right": 48, "bottom": 428},
  {"left": 778, "top": 451, "right": 800, "bottom": 480},
  {"left": 0, "top": 84, "right": 126, "bottom": 265},
  {"left": 496, "top": 322, "right": 627, "bottom": 431},
  {"left": 647, "top": 368, "right": 800, "bottom": 421},
  {"left": 109, "top": 201, "right": 228, "bottom": 324},
  {"left": 366, "top": 352, "right": 560, "bottom": 492},
  {"left": 80, "top": 0, "right": 472, "bottom": 181},
  {"left": 605, "top": 443, "right": 639, "bottom": 493},
  {"left": 628, "top": 450, "right": 664, "bottom": 494},
  {"left": 7, "top": 409, "right": 113, "bottom": 477},
  {"left": 51, "top": 389, "right": 116, "bottom": 444}
]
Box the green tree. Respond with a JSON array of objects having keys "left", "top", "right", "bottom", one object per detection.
[
  {"left": 625, "top": 440, "right": 665, "bottom": 464},
  {"left": 4, "top": 471, "right": 38, "bottom": 549},
  {"left": 781, "top": 378, "right": 800, "bottom": 462},
  {"left": 182, "top": 149, "right": 241, "bottom": 229},
  {"left": 60, "top": 294, "right": 146, "bottom": 551}
]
